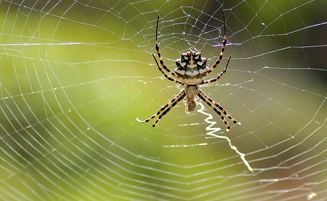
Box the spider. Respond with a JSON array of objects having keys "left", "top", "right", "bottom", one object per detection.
[{"left": 137, "top": 11, "right": 241, "bottom": 132}]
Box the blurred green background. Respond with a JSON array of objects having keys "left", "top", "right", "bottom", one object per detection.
[{"left": 0, "top": 0, "right": 326, "bottom": 200}]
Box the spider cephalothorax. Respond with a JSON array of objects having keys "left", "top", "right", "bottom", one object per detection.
[{"left": 137, "top": 11, "right": 241, "bottom": 131}]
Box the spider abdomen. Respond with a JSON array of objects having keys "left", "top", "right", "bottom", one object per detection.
[
  {"left": 184, "top": 84, "right": 200, "bottom": 114},
  {"left": 174, "top": 51, "right": 209, "bottom": 85}
]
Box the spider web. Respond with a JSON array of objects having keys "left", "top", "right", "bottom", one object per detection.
[{"left": 0, "top": 0, "right": 327, "bottom": 200}]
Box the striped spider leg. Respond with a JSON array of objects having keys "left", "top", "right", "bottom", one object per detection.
[
  {"left": 198, "top": 89, "right": 241, "bottom": 132},
  {"left": 199, "top": 57, "right": 241, "bottom": 131},
  {"left": 201, "top": 56, "right": 231, "bottom": 85},
  {"left": 154, "top": 15, "right": 179, "bottom": 79},
  {"left": 136, "top": 89, "right": 186, "bottom": 127},
  {"left": 137, "top": 55, "right": 185, "bottom": 126},
  {"left": 203, "top": 10, "right": 227, "bottom": 77}
]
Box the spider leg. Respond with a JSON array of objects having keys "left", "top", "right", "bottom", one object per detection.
[
  {"left": 199, "top": 90, "right": 240, "bottom": 126},
  {"left": 197, "top": 93, "right": 230, "bottom": 131},
  {"left": 201, "top": 56, "right": 231, "bottom": 85},
  {"left": 152, "top": 54, "right": 184, "bottom": 85},
  {"left": 137, "top": 90, "right": 185, "bottom": 124},
  {"left": 152, "top": 92, "right": 186, "bottom": 127},
  {"left": 205, "top": 11, "right": 227, "bottom": 77},
  {"left": 155, "top": 15, "right": 179, "bottom": 78},
  {"left": 198, "top": 91, "right": 240, "bottom": 132}
]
